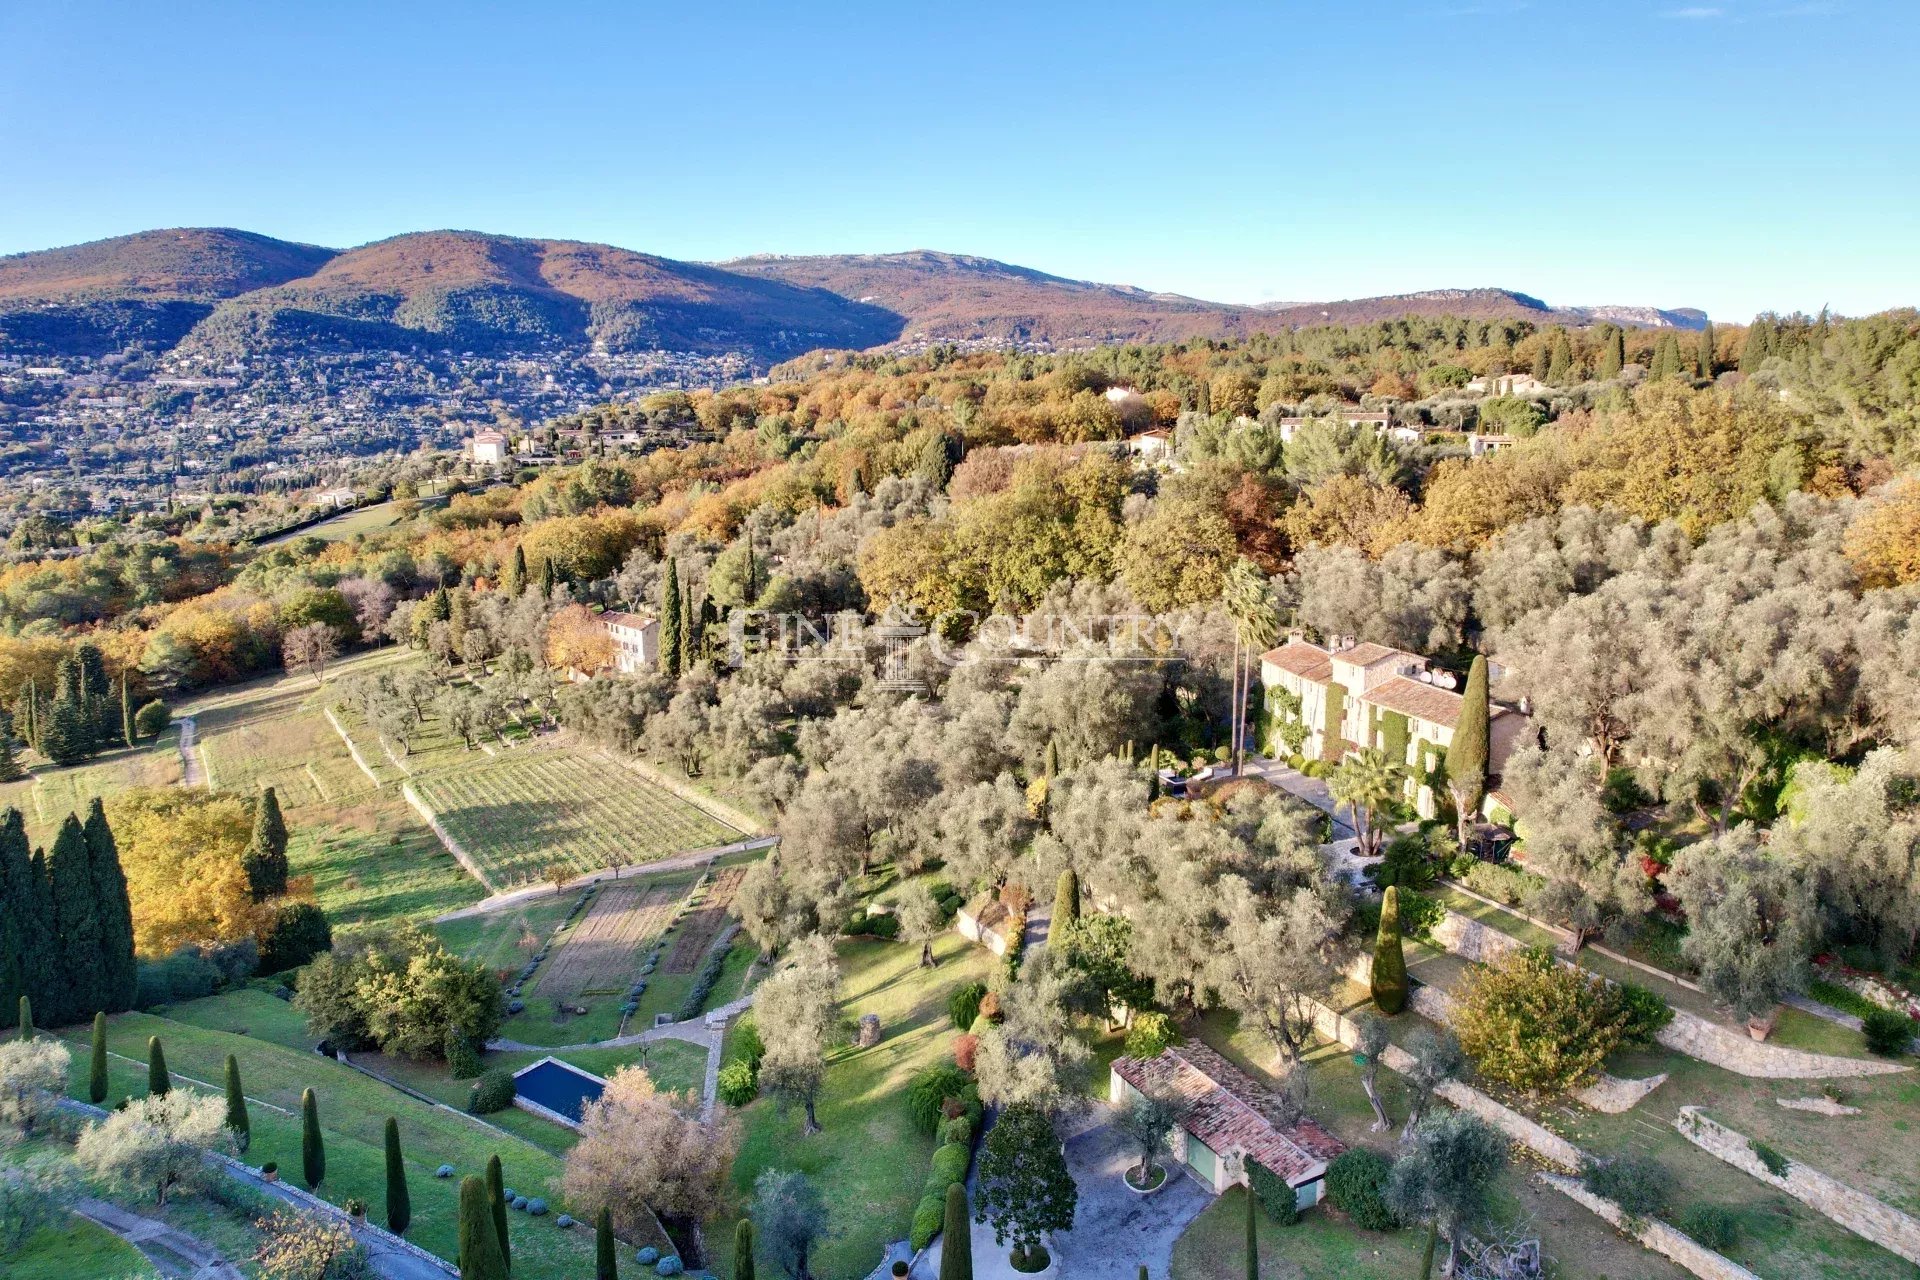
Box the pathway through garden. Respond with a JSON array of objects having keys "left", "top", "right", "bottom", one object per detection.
[
  {"left": 73, "top": 1196, "right": 247, "bottom": 1280},
  {"left": 175, "top": 715, "right": 207, "bottom": 787}
]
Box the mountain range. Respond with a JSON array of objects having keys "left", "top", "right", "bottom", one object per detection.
[{"left": 0, "top": 228, "right": 1708, "bottom": 362}]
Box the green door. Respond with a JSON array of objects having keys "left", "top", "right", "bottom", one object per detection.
[{"left": 1185, "top": 1134, "right": 1218, "bottom": 1187}]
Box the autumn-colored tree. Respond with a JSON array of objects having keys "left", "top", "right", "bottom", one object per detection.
[
  {"left": 1845, "top": 477, "right": 1920, "bottom": 588},
  {"left": 1280, "top": 475, "right": 1414, "bottom": 556},
  {"left": 545, "top": 604, "right": 616, "bottom": 675},
  {"left": 107, "top": 788, "right": 254, "bottom": 956},
  {"left": 562, "top": 1066, "right": 739, "bottom": 1241}
]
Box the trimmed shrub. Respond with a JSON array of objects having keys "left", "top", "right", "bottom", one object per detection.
[
  {"left": 732, "top": 1017, "right": 765, "bottom": 1069},
  {"left": 948, "top": 982, "right": 987, "bottom": 1031},
  {"left": 469, "top": 1068, "right": 516, "bottom": 1115},
  {"left": 1246, "top": 1157, "right": 1299, "bottom": 1225},
  {"left": 717, "top": 1058, "right": 758, "bottom": 1107},
  {"left": 636, "top": 1246, "right": 660, "bottom": 1265},
  {"left": 526, "top": 1198, "right": 548, "bottom": 1216},
  {"left": 907, "top": 1065, "right": 973, "bottom": 1136},
  {"left": 1862, "top": 1007, "right": 1915, "bottom": 1056},
  {"left": 1677, "top": 1203, "right": 1739, "bottom": 1250},
  {"left": 939, "top": 1114, "right": 973, "bottom": 1145},
  {"left": 1582, "top": 1153, "right": 1674, "bottom": 1218},
  {"left": 1123, "top": 1011, "right": 1178, "bottom": 1059},
  {"left": 1617, "top": 982, "right": 1676, "bottom": 1048},
  {"left": 952, "top": 1033, "right": 978, "bottom": 1072},
  {"left": 910, "top": 1194, "right": 946, "bottom": 1250},
  {"left": 1462, "top": 860, "right": 1542, "bottom": 906},
  {"left": 258, "top": 902, "right": 333, "bottom": 974},
  {"left": 134, "top": 699, "right": 171, "bottom": 739},
  {"left": 1371, "top": 887, "right": 1409, "bottom": 1015},
  {"left": 930, "top": 1142, "right": 970, "bottom": 1184},
  {"left": 1325, "top": 1149, "right": 1397, "bottom": 1230},
  {"left": 656, "top": 1258, "right": 683, "bottom": 1276}
]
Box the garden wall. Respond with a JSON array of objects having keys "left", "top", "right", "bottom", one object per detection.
[
  {"left": 1676, "top": 1107, "right": 1920, "bottom": 1265},
  {"left": 1536, "top": 1173, "right": 1763, "bottom": 1280}
]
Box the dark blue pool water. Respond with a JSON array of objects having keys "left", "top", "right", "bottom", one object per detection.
[{"left": 511, "top": 1059, "right": 606, "bottom": 1124}]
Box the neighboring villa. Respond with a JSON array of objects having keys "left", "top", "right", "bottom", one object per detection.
[
  {"left": 1260, "top": 636, "right": 1528, "bottom": 820},
  {"left": 1275, "top": 406, "right": 1392, "bottom": 443},
  {"left": 468, "top": 427, "right": 510, "bottom": 466},
  {"left": 599, "top": 610, "right": 658, "bottom": 674},
  {"left": 1111, "top": 1041, "right": 1346, "bottom": 1207},
  {"left": 1124, "top": 427, "right": 1175, "bottom": 465}
]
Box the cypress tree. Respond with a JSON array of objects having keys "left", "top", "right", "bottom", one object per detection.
[
  {"left": 1447, "top": 656, "right": 1490, "bottom": 850},
  {"left": 659, "top": 559, "right": 683, "bottom": 678},
  {"left": 680, "top": 582, "right": 697, "bottom": 668},
  {"left": 1546, "top": 331, "right": 1571, "bottom": 384},
  {"left": 385, "top": 1116, "right": 411, "bottom": 1235},
  {"left": 89, "top": 1012, "right": 108, "bottom": 1104},
  {"left": 1245, "top": 1185, "right": 1258, "bottom": 1280},
  {"left": 120, "top": 673, "right": 134, "bottom": 749},
  {"left": 242, "top": 788, "right": 290, "bottom": 901},
  {"left": 84, "top": 799, "right": 137, "bottom": 1013},
  {"left": 458, "top": 1175, "right": 509, "bottom": 1280},
  {"left": 38, "top": 695, "right": 88, "bottom": 767},
  {"left": 147, "top": 1036, "right": 171, "bottom": 1096},
  {"left": 22, "top": 848, "right": 57, "bottom": 1021},
  {"left": 224, "top": 1054, "right": 250, "bottom": 1151},
  {"left": 597, "top": 1207, "right": 619, "bottom": 1280},
  {"left": 939, "top": 1183, "right": 971, "bottom": 1280},
  {"left": 1139, "top": 1269, "right": 1149, "bottom": 1280},
  {"left": 1696, "top": 321, "right": 1716, "bottom": 378},
  {"left": 48, "top": 815, "right": 103, "bottom": 1020},
  {"left": 16, "top": 994, "right": 29, "bottom": 1040},
  {"left": 1598, "top": 326, "right": 1625, "bottom": 378},
  {"left": 302, "top": 1088, "right": 325, "bottom": 1189},
  {"left": 1740, "top": 320, "right": 1771, "bottom": 372},
  {"left": 537, "top": 557, "right": 555, "bottom": 597},
  {"left": 1371, "top": 886, "right": 1409, "bottom": 1015},
  {"left": 21, "top": 679, "right": 37, "bottom": 755},
  {"left": 485, "top": 1153, "right": 510, "bottom": 1271},
  {"left": 1053, "top": 870, "right": 1080, "bottom": 933},
  {"left": 0, "top": 735, "right": 23, "bottom": 784},
  {"left": 1530, "top": 340, "right": 1550, "bottom": 381},
  {"left": 504, "top": 544, "right": 528, "bottom": 596}
]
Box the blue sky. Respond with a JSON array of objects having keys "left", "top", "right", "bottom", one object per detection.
[{"left": 2, "top": 1, "right": 1915, "bottom": 321}]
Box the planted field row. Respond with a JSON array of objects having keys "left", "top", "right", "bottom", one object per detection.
[
  {"left": 410, "top": 747, "right": 733, "bottom": 886},
  {"left": 664, "top": 866, "right": 748, "bottom": 974},
  {"left": 535, "top": 882, "right": 682, "bottom": 998}
]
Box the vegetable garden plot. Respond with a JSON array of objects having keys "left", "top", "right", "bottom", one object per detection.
[
  {"left": 535, "top": 882, "right": 680, "bottom": 998},
  {"left": 409, "top": 746, "right": 733, "bottom": 886},
  {"left": 664, "top": 865, "right": 748, "bottom": 974}
]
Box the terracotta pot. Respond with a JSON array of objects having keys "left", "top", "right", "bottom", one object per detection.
[{"left": 1747, "top": 1007, "right": 1780, "bottom": 1041}]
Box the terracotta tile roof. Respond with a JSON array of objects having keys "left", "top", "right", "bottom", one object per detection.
[
  {"left": 1360, "top": 674, "right": 1467, "bottom": 729},
  {"left": 1332, "top": 642, "right": 1404, "bottom": 668},
  {"left": 1112, "top": 1042, "right": 1344, "bottom": 1186},
  {"left": 599, "top": 610, "right": 655, "bottom": 631},
  {"left": 1260, "top": 640, "right": 1332, "bottom": 684}
]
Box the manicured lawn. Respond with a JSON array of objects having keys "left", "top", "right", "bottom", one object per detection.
[
  {"left": 705, "top": 932, "right": 992, "bottom": 1280},
  {"left": 58, "top": 1007, "right": 664, "bottom": 1279},
  {"left": 436, "top": 893, "right": 581, "bottom": 971},
  {"left": 1172, "top": 1185, "right": 1424, "bottom": 1280},
  {"left": 4, "top": 1217, "right": 156, "bottom": 1280},
  {"left": 0, "top": 731, "right": 184, "bottom": 847}
]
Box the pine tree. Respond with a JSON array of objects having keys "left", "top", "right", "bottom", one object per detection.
[
  {"left": 939, "top": 1183, "right": 971, "bottom": 1280},
  {"left": 15, "top": 994, "right": 29, "bottom": 1040},
  {"left": 485, "top": 1154, "right": 510, "bottom": 1271},
  {"left": 89, "top": 1012, "right": 108, "bottom": 1104},
  {"left": 224, "top": 1054, "right": 250, "bottom": 1151},
  {"left": 120, "top": 673, "right": 134, "bottom": 750},
  {"left": 1696, "top": 321, "right": 1716, "bottom": 379},
  {"left": 242, "top": 788, "right": 290, "bottom": 901},
  {"left": 21, "top": 679, "right": 37, "bottom": 756},
  {"left": 17, "top": 843, "right": 59, "bottom": 1024},
  {"left": 84, "top": 799, "right": 137, "bottom": 1013},
  {"left": 1447, "top": 656, "right": 1490, "bottom": 850},
  {"left": 597, "top": 1207, "right": 619, "bottom": 1280},
  {"left": 385, "top": 1116, "right": 411, "bottom": 1235},
  {"left": 48, "top": 814, "right": 103, "bottom": 1020},
  {"left": 1053, "top": 870, "right": 1080, "bottom": 933},
  {"left": 659, "top": 559, "right": 683, "bottom": 678},
  {"left": 1245, "top": 1185, "right": 1258, "bottom": 1280},
  {"left": 38, "top": 695, "right": 89, "bottom": 767},
  {"left": 148, "top": 1036, "right": 171, "bottom": 1096},
  {"left": 459, "top": 1175, "right": 509, "bottom": 1280},
  {"left": 0, "top": 735, "right": 24, "bottom": 784},
  {"left": 302, "top": 1088, "right": 325, "bottom": 1189},
  {"left": 1371, "top": 887, "right": 1409, "bottom": 1015}
]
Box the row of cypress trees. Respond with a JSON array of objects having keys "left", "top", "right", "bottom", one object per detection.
[
  {"left": 0, "top": 798, "right": 136, "bottom": 1028},
  {"left": 19, "top": 643, "right": 129, "bottom": 767}
]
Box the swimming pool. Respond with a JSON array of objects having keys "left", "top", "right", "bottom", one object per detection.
[{"left": 510, "top": 1057, "right": 607, "bottom": 1128}]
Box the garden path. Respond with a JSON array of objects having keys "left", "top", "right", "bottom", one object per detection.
[
  {"left": 73, "top": 1196, "right": 247, "bottom": 1280},
  {"left": 175, "top": 715, "right": 207, "bottom": 787}
]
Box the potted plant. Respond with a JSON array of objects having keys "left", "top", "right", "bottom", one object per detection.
[
  {"left": 260, "top": 1162, "right": 279, "bottom": 1183},
  {"left": 1117, "top": 1091, "right": 1175, "bottom": 1196},
  {"left": 346, "top": 1197, "right": 368, "bottom": 1222}
]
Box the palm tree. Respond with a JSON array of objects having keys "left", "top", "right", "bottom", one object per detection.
[
  {"left": 1221, "top": 558, "right": 1279, "bottom": 776},
  {"left": 1330, "top": 748, "right": 1403, "bottom": 857}
]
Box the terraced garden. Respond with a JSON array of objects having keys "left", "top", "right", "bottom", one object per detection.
[
  {"left": 536, "top": 882, "right": 682, "bottom": 998},
  {"left": 408, "top": 747, "right": 736, "bottom": 887}
]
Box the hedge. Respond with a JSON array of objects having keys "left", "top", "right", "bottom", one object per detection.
[
  {"left": 674, "top": 924, "right": 740, "bottom": 1021},
  {"left": 469, "top": 1068, "right": 516, "bottom": 1114},
  {"left": 1247, "top": 1157, "right": 1299, "bottom": 1225},
  {"left": 1325, "top": 1149, "right": 1396, "bottom": 1231}
]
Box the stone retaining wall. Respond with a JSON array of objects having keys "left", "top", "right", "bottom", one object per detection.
[
  {"left": 1537, "top": 1173, "right": 1763, "bottom": 1280},
  {"left": 1675, "top": 1107, "right": 1920, "bottom": 1265}
]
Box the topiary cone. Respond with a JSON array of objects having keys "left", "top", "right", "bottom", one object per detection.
[{"left": 1371, "top": 886, "right": 1409, "bottom": 1015}]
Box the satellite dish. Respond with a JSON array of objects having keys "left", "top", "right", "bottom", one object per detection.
[
  {"left": 1439, "top": 673, "right": 1458, "bottom": 690},
  {"left": 1418, "top": 670, "right": 1435, "bottom": 684}
]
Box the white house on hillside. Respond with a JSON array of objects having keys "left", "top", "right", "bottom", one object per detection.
[
  {"left": 599, "top": 611, "right": 658, "bottom": 674},
  {"left": 469, "top": 428, "right": 510, "bottom": 466}
]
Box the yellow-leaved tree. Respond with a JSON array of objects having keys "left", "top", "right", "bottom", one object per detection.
[{"left": 107, "top": 788, "right": 254, "bottom": 956}]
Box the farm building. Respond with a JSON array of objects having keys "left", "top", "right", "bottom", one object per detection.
[{"left": 1110, "top": 1041, "right": 1345, "bottom": 1207}]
